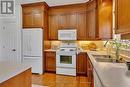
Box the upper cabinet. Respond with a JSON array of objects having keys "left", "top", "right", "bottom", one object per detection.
[
  {"left": 21, "top": 2, "right": 49, "bottom": 39},
  {"left": 49, "top": 14, "right": 59, "bottom": 40},
  {"left": 86, "top": 1, "right": 98, "bottom": 39},
  {"left": 21, "top": 1, "right": 113, "bottom": 40},
  {"left": 97, "top": 0, "right": 112, "bottom": 39},
  {"left": 22, "top": 2, "right": 49, "bottom": 28},
  {"left": 115, "top": 0, "right": 130, "bottom": 34},
  {"left": 59, "top": 13, "right": 77, "bottom": 29},
  {"left": 49, "top": 2, "right": 98, "bottom": 40},
  {"left": 77, "top": 11, "right": 87, "bottom": 40}
]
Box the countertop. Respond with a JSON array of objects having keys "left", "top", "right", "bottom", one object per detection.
[
  {"left": 0, "top": 62, "right": 31, "bottom": 83},
  {"left": 87, "top": 51, "right": 130, "bottom": 87},
  {"left": 44, "top": 49, "right": 57, "bottom": 52}
]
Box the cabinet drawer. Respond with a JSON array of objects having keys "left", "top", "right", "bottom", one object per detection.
[{"left": 45, "top": 52, "right": 56, "bottom": 57}]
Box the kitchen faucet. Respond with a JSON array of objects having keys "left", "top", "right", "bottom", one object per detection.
[
  {"left": 104, "top": 41, "right": 112, "bottom": 59},
  {"left": 104, "top": 41, "right": 109, "bottom": 47}
]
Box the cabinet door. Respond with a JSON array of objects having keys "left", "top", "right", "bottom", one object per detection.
[
  {"left": 49, "top": 15, "right": 59, "bottom": 40},
  {"left": 86, "top": 9, "right": 96, "bottom": 39},
  {"left": 59, "top": 14, "right": 68, "bottom": 29},
  {"left": 68, "top": 13, "right": 77, "bottom": 29},
  {"left": 33, "top": 10, "right": 43, "bottom": 27},
  {"left": 59, "top": 13, "right": 77, "bottom": 29},
  {"left": 115, "top": 0, "right": 130, "bottom": 34},
  {"left": 23, "top": 13, "right": 33, "bottom": 27},
  {"left": 98, "top": 0, "right": 112, "bottom": 39},
  {"left": 22, "top": 5, "right": 46, "bottom": 28},
  {"left": 45, "top": 52, "right": 56, "bottom": 72},
  {"left": 76, "top": 53, "right": 87, "bottom": 75},
  {"left": 77, "top": 12, "right": 87, "bottom": 40}
]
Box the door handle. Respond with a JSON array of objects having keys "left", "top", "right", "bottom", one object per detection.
[{"left": 12, "top": 49, "right": 16, "bottom": 51}]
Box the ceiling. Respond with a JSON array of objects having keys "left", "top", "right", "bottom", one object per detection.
[
  {"left": 19, "top": 0, "right": 89, "bottom": 6},
  {"left": 45, "top": 0, "right": 89, "bottom": 7}
]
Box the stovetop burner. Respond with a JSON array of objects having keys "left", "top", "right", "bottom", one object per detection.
[
  {"left": 60, "top": 49, "right": 65, "bottom": 51},
  {"left": 59, "top": 48, "right": 77, "bottom": 52},
  {"left": 70, "top": 49, "right": 76, "bottom": 51}
]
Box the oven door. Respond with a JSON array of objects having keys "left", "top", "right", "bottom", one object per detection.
[{"left": 56, "top": 54, "right": 76, "bottom": 68}]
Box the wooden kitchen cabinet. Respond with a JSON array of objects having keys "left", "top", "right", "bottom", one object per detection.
[
  {"left": 49, "top": 14, "right": 59, "bottom": 40},
  {"left": 22, "top": 12, "right": 33, "bottom": 27},
  {"left": 86, "top": 8, "right": 97, "bottom": 39},
  {"left": 98, "top": 0, "right": 112, "bottom": 39},
  {"left": 85, "top": 1, "right": 98, "bottom": 40},
  {"left": 48, "top": 0, "right": 112, "bottom": 40},
  {"left": 115, "top": 0, "right": 130, "bottom": 34},
  {"left": 77, "top": 1, "right": 97, "bottom": 40},
  {"left": 68, "top": 13, "right": 77, "bottom": 28},
  {"left": 33, "top": 10, "right": 44, "bottom": 27},
  {"left": 22, "top": 2, "right": 49, "bottom": 28},
  {"left": 48, "top": 3, "right": 88, "bottom": 40},
  {"left": 59, "top": 14, "right": 68, "bottom": 29},
  {"left": 76, "top": 52, "right": 87, "bottom": 75},
  {"left": 77, "top": 11, "right": 87, "bottom": 40},
  {"left": 49, "top": 13, "right": 77, "bottom": 40},
  {"left": 59, "top": 13, "right": 77, "bottom": 29},
  {"left": 45, "top": 51, "right": 56, "bottom": 72}
]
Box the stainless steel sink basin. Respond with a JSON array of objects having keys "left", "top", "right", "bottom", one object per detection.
[
  {"left": 92, "top": 54, "right": 112, "bottom": 59},
  {"left": 92, "top": 54, "right": 125, "bottom": 63},
  {"left": 95, "top": 58, "right": 115, "bottom": 62},
  {"left": 92, "top": 54, "right": 115, "bottom": 63}
]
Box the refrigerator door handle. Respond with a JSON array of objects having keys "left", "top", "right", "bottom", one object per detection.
[
  {"left": 23, "top": 55, "right": 41, "bottom": 57},
  {"left": 23, "top": 57, "right": 40, "bottom": 60}
]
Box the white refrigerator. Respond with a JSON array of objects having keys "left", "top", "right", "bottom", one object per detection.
[{"left": 22, "top": 28, "right": 43, "bottom": 74}]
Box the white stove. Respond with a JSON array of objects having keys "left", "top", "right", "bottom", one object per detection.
[
  {"left": 59, "top": 48, "right": 76, "bottom": 51},
  {"left": 56, "top": 42, "right": 77, "bottom": 76},
  {"left": 57, "top": 48, "right": 77, "bottom": 55}
]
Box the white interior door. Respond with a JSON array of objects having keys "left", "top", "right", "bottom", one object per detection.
[{"left": 0, "top": 21, "right": 21, "bottom": 63}]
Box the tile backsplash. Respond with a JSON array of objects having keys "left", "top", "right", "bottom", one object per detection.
[
  {"left": 49, "top": 41, "right": 105, "bottom": 50},
  {"left": 77, "top": 41, "right": 105, "bottom": 50},
  {"left": 51, "top": 41, "right": 61, "bottom": 50},
  {"left": 45, "top": 40, "right": 130, "bottom": 58}
]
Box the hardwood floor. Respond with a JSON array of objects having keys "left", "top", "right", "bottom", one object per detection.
[{"left": 32, "top": 73, "right": 89, "bottom": 87}]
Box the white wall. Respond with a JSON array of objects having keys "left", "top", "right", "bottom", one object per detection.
[
  {"left": 19, "top": 0, "right": 44, "bottom": 4},
  {"left": 0, "top": 20, "right": 3, "bottom": 61}
]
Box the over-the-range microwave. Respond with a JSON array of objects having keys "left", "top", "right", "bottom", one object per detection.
[{"left": 58, "top": 29, "right": 77, "bottom": 40}]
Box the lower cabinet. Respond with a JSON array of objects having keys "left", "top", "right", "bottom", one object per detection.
[
  {"left": 45, "top": 51, "right": 56, "bottom": 72},
  {"left": 87, "top": 57, "right": 94, "bottom": 87},
  {"left": 76, "top": 52, "right": 87, "bottom": 75}
]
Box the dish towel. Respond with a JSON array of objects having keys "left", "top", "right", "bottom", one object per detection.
[{"left": 32, "top": 84, "right": 48, "bottom": 87}]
